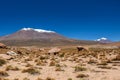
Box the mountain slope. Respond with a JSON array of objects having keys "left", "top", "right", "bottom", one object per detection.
[
  {"left": 0, "top": 28, "right": 66, "bottom": 40},
  {"left": 0, "top": 28, "right": 98, "bottom": 46}
]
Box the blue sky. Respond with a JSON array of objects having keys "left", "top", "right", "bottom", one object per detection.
[{"left": 0, "top": 0, "right": 120, "bottom": 41}]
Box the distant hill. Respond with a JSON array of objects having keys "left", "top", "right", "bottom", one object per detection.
[
  {"left": 95, "top": 37, "right": 112, "bottom": 43},
  {"left": 106, "top": 42, "right": 120, "bottom": 47},
  {"left": 0, "top": 28, "right": 99, "bottom": 46}
]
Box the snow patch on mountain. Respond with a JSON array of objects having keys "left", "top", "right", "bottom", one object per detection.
[
  {"left": 22, "top": 28, "right": 32, "bottom": 31},
  {"left": 95, "top": 37, "right": 112, "bottom": 43},
  {"left": 96, "top": 37, "right": 107, "bottom": 41},
  {"left": 21, "top": 28, "right": 55, "bottom": 33}
]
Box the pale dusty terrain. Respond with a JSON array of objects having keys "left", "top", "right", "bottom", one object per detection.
[{"left": 0, "top": 46, "right": 120, "bottom": 80}]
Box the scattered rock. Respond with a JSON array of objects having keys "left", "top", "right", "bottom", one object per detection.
[
  {"left": 48, "top": 47, "right": 61, "bottom": 55},
  {"left": 6, "top": 51, "right": 17, "bottom": 56},
  {"left": 0, "top": 43, "right": 7, "bottom": 48}
]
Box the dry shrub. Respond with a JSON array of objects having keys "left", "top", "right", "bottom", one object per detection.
[
  {"left": 6, "top": 65, "right": 19, "bottom": 71},
  {"left": 114, "top": 54, "right": 120, "bottom": 61},
  {"left": 76, "top": 74, "right": 89, "bottom": 78},
  {"left": 49, "top": 61, "right": 56, "bottom": 66},
  {"left": 0, "top": 78, "right": 10, "bottom": 80},
  {"left": 0, "top": 71, "right": 9, "bottom": 77},
  {"left": 36, "top": 78, "right": 43, "bottom": 80},
  {"left": 46, "top": 77, "right": 55, "bottom": 80},
  {"left": 97, "top": 61, "right": 108, "bottom": 65},
  {"left": 0, "top": 59, "right": 6, "bottom": 66},
  {"left": 88, "top": 59, "right": 97, "bottom": 64},
  {"left": 55, "top": 64, "right": 61, "bottom": 67},
  {"left": 98, "top": 65, "right": 112, "bottom": 69},
  {"left": 74, "top": 66, "right": 87, "bottom": 72},
  {"left": 59, "top": 53, "right": 65, "bottom": 57},
  {"left": 23, "top": 77, "right": 30, "bottom": 80},
  {"left": 25, "top": 63, "right": 33, "bottom": 67},
  {"left": 55, "top": 67, "right": 64, "bottom": 71},
  {"left": 24, "top": 58, "right": 32, "bottom": 61},
  {"left": 36, "top": 60, "right": 46, "bottom": 66},
  {"left": 39, "top": 56, "right": 48, "bottom": 60},
  {"left": 67, "top": 78, "right": 72, "bottom": 80},
  {"left": 22, "top": 67, "right": 40, "bottom": 75},
  {"left": 14, "top": 78, "right": 19, "bottom": 80}
]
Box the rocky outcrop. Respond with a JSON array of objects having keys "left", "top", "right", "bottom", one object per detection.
[{"left": 0, "top": 43, "right": 6, "bottom": 48}]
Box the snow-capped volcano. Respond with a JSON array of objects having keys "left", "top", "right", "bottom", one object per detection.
[
  {"left": 21, "top": 28, "right": 55, "bottom": 33},
  {"left": 0, "top": 27, "right": 99, "bottom": 46},
  {"left": 95, "top": 37, "right": 112, "bottom": 43},
  {"left": 96, "top": 37, "right": 107, "bottom": 41},
  {"left": 0, "top": 28, "right": 65, "bottom": 40}
]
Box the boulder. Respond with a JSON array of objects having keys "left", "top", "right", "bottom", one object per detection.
[
  {"left": 0, "top": 43, "right": 6, "bottom": 48},
  {"left": 0, "top": 54, "right": 12, "bottom": 60},
  {"left": 77, "top": 46, "right": 88, "bottom": 52},
  {"left": 6, "top": 51, "right": 17, "bottom": 56},
  {"left": 48, "top": 48, "right": 61, "bottom": 55}
]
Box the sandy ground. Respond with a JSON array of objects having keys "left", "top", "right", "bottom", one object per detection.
[{"left": 0, "top": 47, "right": 120, "bottom": 80}]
